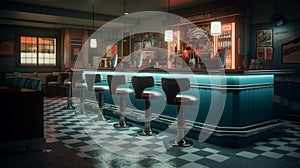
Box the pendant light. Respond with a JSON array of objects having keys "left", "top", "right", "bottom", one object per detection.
[
  {"left": 271, "top": 0, "right": 284, "bottom": 27},
  {"left": 164, "top": 29, "right": 173, "bottom": 42},
  {"left": 90, "top": 4, "right": 97, "bottom": 48},
  {"left": 210, "top": 21, "right": 221, "bottom": 36},
  {"left": 164, "top": 0, "right": 173, "bottom": 42},
  {"left": 123, "top": 0, "right": 128, "bottom": 15},
  {"left": 210, "top": 0, "right": 221, "bottom": 36}
]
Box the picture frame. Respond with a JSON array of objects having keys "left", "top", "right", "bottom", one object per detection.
[
  {"left": 70, "top": 37, "right": 82, "bottom": 61},
  {"left": 256, "top": 47, "right": 273, "bottom": 61},
  {"left": 106, "top": 44, "right": 118, "bottom": 58},
  {"left": 0, "top": 38, "right": 14, "bottom": 57},
  {"left": 265, "top": 47, "right": 273, "bottom": 61},
  {"left": 282, "top": 37, "right": 300, "bottom": 63},
  {"left": 256, "top": 47, "right": 265, "bottom": 60},
  {"left": 256, "top": 29, "right": 272, "bottom": 47},
  {"left": 71, "top": 45, "right": 81, "bottom": 61}
]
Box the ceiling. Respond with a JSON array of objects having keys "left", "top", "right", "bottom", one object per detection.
[{"left": 0, "top": 0, "right": 213, "bottom": 30}]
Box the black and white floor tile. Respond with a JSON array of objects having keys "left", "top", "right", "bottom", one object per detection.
[{"left": 44, "top": 97, "right": 300, "bottom": 168}]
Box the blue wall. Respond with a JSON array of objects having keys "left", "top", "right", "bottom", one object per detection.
[
  {"left": 249, "top": 0, "right": 300, "bottom": 75},
  {"left": 249, "top": 0, "right": 300, "bottom": 120},
  {"left": 250, "top": 18, "right": 300, "bottom": 75}
]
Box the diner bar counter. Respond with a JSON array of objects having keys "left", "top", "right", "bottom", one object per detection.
[{"left": 76, "top": 68, "right": 293, "bottom": 146}]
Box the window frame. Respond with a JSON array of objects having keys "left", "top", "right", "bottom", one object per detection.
[
  {"left": 16, "top": 30, "right": 60, "bottom": 70},
  {"left": 19, "top": 35, "right": 57, "bottom": 67}
]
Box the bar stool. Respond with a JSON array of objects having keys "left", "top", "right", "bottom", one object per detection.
[
  {"left": 85, "top": 74, "right": 109, "bottom": 121},
  {"left": 161, "top": 78, "right": 197, "bottom": 147},
  {"left": 60, "top": 72, "right": 75, "bottom": 110},
  {"left": 46, "top": 74, "right": 60, "bottom": 97},
  {"left": 107, "top": 75, "right": 132, "bottom": 128},
  {"left": 132, "top": 76, "right": 161, "bottom": 136},
  {"left": 75, "top": 79, "right": 87, "bottom": 115}
]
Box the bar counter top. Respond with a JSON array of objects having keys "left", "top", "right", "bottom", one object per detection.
[{"left": 74, "top": 68, "right": 294, "bottom": 75}]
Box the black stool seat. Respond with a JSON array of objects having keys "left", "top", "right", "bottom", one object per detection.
[
  {"left": 63, "top": 79, "right": 71, "bottom": 86},
  {"left": 175, "top": 94, "right": 198, "bottom": 105},
  {"left": 132, "top": 76, "right": 161, "bottom": 136},
  {"left": 140, "top": 90, "right": 161, "bottom": 100},
  {"left": 162, "top": 77, "right": 198, "bottom": 147},
  {"left": 114, "top": 88, "right": 132, "bottom": 95},
  {"left": 94, "top": 85, "right": 109, "bottom": 92},
  {"left": 107, "top": 75, "right": 132, "bottom": 128},
  {"left": 75, "top": 80, "right": 87, "bottom": 88}
]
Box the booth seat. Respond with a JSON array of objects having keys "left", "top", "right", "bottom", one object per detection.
[
  {"left": 4, "top": 76, "right": 43, "bottom": 92},
  {"left": 0, "top": 75, "right": 44, "bottom": 143}
]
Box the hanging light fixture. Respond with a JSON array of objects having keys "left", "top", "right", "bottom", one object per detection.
[
  {"left": 90, "top": 39, "right": 97, "bottom": 48},
  {"left": 122, "top": 0, "right": 128, "bottom": 43},
  {"left": 164, "top": 29, "right": 173, "bottom": 42},
  {"left": 164, "top": 0, "right": 173, "bottom": 42},
  {"left": 210, "top": 1, "right": 222, "bottom": 36},
  {"left": 90, "top": 4, "right": 97, "bottom": 48},
  {"left": 123, "top": 0, "right": 128, "bottom": 15}
]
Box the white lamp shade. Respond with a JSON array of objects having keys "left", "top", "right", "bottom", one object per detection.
[
  {"left": 90, "top": 38, "right": 97, "bottom": 48},
  {"left": 136, "top": 52, "right": 143, "bottom": 68},
  {"left": 164, "top": 29, "right": 173, "bottom": 42},
  {"left": 210, "top": 21, "right": 222, "bottom": 36}
]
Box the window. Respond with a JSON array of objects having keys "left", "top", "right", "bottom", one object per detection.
[{"left": 20, "top": 36, "right": 57, "bottom": 66}]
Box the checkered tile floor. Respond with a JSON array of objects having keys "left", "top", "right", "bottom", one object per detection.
[{"left": 44, "top": 97, "right": 300, "bottom": 168}]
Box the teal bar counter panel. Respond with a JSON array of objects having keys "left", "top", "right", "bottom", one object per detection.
[{"left": 80, "top": 69, "right": 282, "bottom": 146}]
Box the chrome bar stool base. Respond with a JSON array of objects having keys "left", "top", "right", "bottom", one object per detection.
[
  {"left": 92, "top": 110, "right": 108, "bottom": 122},
  {"left": 62, "top": 105, "right": 75, "bottom": 110},
  {"left": 137, "top": 129, "right": 159, "bottom": 136},
  {"left": 113, "top": 122, "right": 132, "bottom": 128},
  {"left": 113, "top": 114, "right": 131, "bottom": 128},
  {"left": 62, "top": 96, "right": 75, "bottom": 110},
  {"left": 75, "top": 109, "right": 86, "bottom": 116},
  {"left": 169, "top": 139, "right": 193, "bottom": 148}
]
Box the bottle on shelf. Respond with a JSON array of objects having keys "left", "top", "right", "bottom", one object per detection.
[{"left": 188, "top": 52, "right": 195, "bottom": 68}]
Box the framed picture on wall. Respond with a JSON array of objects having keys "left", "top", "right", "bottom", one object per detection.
[
  {"left": 256, "top": 47, "right": 273, "bottom": 61},
  {"left": 257, "top": 29, "right": 272, "bottom": 47},
  {"left": 256, "top": 47, "right": 265, "bottom": 60},
  {"left": 71, "top": 45, "right": 81, "bottom": 61},
  {"left": 265, "top": 47, "right": 273, "bottom": 61},
  {"left": 282, "top": 37, "right": 300, "bottom": 63},
  {"left": 106, "top": 44, "right": 118, "bottom": 58},
  {"left": 0, "top": 38, "right": 14, "bottom": 57}
]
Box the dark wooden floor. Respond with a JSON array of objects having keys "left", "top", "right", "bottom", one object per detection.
[{"left": 0, "top": 140, "right": 93, "bottom": 168}]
